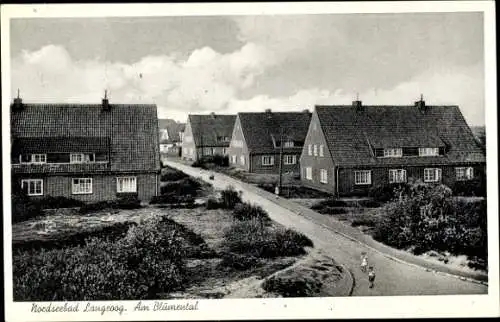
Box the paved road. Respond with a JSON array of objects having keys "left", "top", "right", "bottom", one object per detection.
[{"left": 166, "top": 161, "right": 487, "bottom": 296}]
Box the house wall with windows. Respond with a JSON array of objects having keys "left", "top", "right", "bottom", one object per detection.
[
  {"left": 247, "top": 152, "right": 301, "bottom": 174},
  {"left": 228, "top": 116, "right": 250, "bottom": 171},
  {"left": 181, "top": 121, "right": 197, "bottom": 161},
  {"left": 15, "top": 173, "right": 158, "bottom": 202}
]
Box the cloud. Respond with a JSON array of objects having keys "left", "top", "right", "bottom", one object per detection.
[{"left": 11, "top": 43, "right": 275, "bottom": 121}]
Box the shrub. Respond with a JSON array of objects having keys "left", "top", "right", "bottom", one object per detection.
[
  {"left": 262, "top": 274, "right": 322, "bottom": 297},
  {"left": 11, "top": 193, "right": 43, "bottom": 223},
  {"left": 220, "top": 186, "right": 242, "bottom": 209},
  {"left": 275, "top": 228, "right": 314, "bottom": 248},
  {"left": 311, "top": 198, "right": 348, "bottom": 210},
  {"left": 160, "top": 168, "right": 188, "bottom": 182},
  {"left": 369, "top": 182, "right": 410, "bottom": 203},
  {"left": 223, "top": 220, "right": 310, "bottom": 258},
  {"left": 452, "top": 179, "right": 486, "bottom": 197},
  {"left": 79, "top": 195, "right": 142, "bottom": 214},
  {"left": 233, "top": 202, "right": 271, "bottom": 223},
  {"left": 160, "top": 178, "right": 201, "bottom": 196},
  {"left": 13, "top": 218, "right": 188, "bottom": 301},
  {"left": 206, "top": 197, "right": 222, "bottom": 210},
  {"left": 192, "top": 155, "right": 229, "bottom": 168},
  {"left": 351, "top": 216, "right": 379, "bottom": 227},
  {"left": 372, "top": 181, "right": 487, "bottom": 266},
  {"left": 150, "top": 194, "right": 195, "bottom": 205},
  {"left": 35, "top": 196, "right": 86, "bottom": 210},
  {"left": 219, "top": 253, "right": 260, "bottom": 271}
]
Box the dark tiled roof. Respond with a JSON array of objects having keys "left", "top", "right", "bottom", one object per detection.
[
  {"left": 12, "top": 137, "right": 110, "bottom": 154},
  {"left": 165, "top": 123, "right": 186, "bottom": 143},
  {"left": 315, "top": 105, "right": 486, "bottom": 166},
  {"left": 238, "top": 111, "right": 312, "bottom": 154},
  {"left": 188, "top": 114, "right": 236, "bottom": 147},
  {"left": 11, "top": 104, "right": 161, "bottom": 172}
]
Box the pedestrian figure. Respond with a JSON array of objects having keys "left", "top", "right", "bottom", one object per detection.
[
  {"left": 360, "top": 253, "right": 368, "bottom": 273},
  {"left": 368, "top": 266, "right": 376, "bottom": 289}
]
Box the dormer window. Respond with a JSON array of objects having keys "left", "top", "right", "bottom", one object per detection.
[
  {"left": 419, "top": 148, "right": 439, "bottom": 156},
  {"left": 383, "top": 148, "right": 402, "bottom": 158},
  {"left": 20, "top": 154, "right": 47, "bottom": 164},
  {"left": 283, "top": 141, "right": 294, "bottom": 148},
  {"left": 70, "top": 153, "right": 95, "bottom": 164}
]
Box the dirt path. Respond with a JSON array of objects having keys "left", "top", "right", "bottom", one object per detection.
[{"left": 167, "top": 161, "right": 487, "bottom": 296}]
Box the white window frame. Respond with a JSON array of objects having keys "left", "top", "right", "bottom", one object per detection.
[
  {"left": 240, "top": 155, "right": 246, "bottom": 165},
  {"left": 284, "top": 155, "right": 297, "bottom": 165},
  {"left": 72, "top": 178, "right": 93, "bottom": 195},
  {"left": 313, "top": 145, "right": 318, "bottom": 156},
  {"left": 262, "top": 155, "right": 274, "bottom": 166},
  {"left": 231, "top": 155, "right": 237, "bottom": 164},
  {"left": 308, "top": 144, "right": 312, "bottom": 156},
  {"left": 305, "top": 167, "right": 313, "bottom": 180},
  {"left": 389, "top": 169, "right": 407, "bottom": 183},
  {"left": 21, "top": 154, "right": 47, "bottom": 164},
  {"left": 117, "top": 176, "right": 137, "bottom": 193},
  {"left": 70, "top": 153, "right": 95, "bottom": 164},
  {"left": 283, "top": 141, "right": 294, "bottom": 148},
  {"left": 222, "top": 148, "right": 227, "bottom": 155},
  {"left": 21, "top": 179, "right": 43, "bottom": 196},
  {"left": 319, "top": 145, "right": 324, "bottom": 157},
  {"left": 424, "top": 168, "right": 442, "bottom": 183},
  {"left": 354, "top": 170, "right": 372, "bottom": 185},
  {"left": 456, "top": 167, "right": 474, "bottom": 181},
  {"left": 383, "top": 148, "right": 403, "bottom": 158},
  {"left": 419, "top": 147, "right": 440, "bottom": 157},
  {"left": 320, "top": 169, "right": 328, "bottom": 184}
]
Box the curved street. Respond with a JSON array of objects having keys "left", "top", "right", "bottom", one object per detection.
[{"left": 166, "top": 161, "right": 487, "bottom": 296}]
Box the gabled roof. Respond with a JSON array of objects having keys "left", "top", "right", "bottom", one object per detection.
[
  {"left": 163, "top": 123, "right": 185, "bottom": 143},
  {"left": 188, "top": 114, "right": 236, "bottom": 147},
  {"left": 238, "top": 111, "right": 312, "bottom": 154},
  {"left": 11, "top": 103, "right": 161, "bottom": 172},
  {"left": 315, "top": 104, "right": 485, "bottom": 166}
]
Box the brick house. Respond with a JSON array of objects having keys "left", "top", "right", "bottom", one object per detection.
[
  {"left": 10, "top": 95, "right": 161, "bottom": 203},
  {"left": 228, "top": 109, "right": 312, "bottom": 174},
  {"left": 181, "top": 113, "right": 236, "bottom": 161},
  {"left": 300, "top": 99, "right": 486, "bottom": 197}
]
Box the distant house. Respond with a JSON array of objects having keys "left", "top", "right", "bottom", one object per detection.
[
  {"left": 228, "top": 109, "right": 312, "bottom": 174},
  {"left": 159, "top": 120, "right": 185, "bottom": 156},
  {"left": 300, "top": 99, "right": 486, "bottom": 197},
  {"left": 181, "top": 113, "right": 236, "bottom": 161},
  {"left": 10, "top": 95, "right": 161, "bottom": 202}
]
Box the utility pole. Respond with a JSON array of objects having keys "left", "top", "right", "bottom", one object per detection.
[{"left": 277, "top": 128, "right": 284, "bottom": 196}]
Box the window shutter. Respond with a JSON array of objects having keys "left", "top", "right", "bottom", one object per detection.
[
  {"left": 467, "top": 167, "right": 473, "bottom": 179},
  {"left": 436, "top": 168, "right": 442, "bottom": 182}
]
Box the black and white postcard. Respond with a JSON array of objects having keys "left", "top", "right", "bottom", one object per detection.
[{"left": 1, "top": 1, "right": 498, "bottom": 321}]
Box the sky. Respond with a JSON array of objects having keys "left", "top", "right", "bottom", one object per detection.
[{"left": 10, "top": 12, "right": 485, "bottom": 125}]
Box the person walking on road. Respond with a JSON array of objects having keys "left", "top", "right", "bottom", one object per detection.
[
  {"left": 360, "top": 253, "right": 368, "bottom": 273},
  {"left": 368, "top": 266, "right": 376, "bottom": 289}
]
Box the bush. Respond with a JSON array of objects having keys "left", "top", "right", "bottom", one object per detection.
[
  {"left": 13, "top": 218, "right": 188, "bottom": 301},
  {"left": 160, "top": 168, "right": 188, "bottom": 182},
  {"left": 311, "top": 198, "right": 348, "bottom": 210},
  {"left": 369, "top": 182, "right": 410, "bottom": 203},
  {"left": 160, "top": 178, "right": 201, "bottom": 196},
  {"left": 223, "top": 220, "right": 310, "bottom": 258},
  {"left": 192, "top": 155, "right": 229, "bottom": 169},
  {"left": 275, "top": 228, "right": 314, "bottom": 248},
  {"left": 233, "top": 202, "right": 271, "bottom": 223},
  {"left": 452, "top": 179, "right": 486, "bottom": 197},
  {"left": 219, "top": 253, "right": 260, "bottom": 271},
  {"left": 220, "top": 186, "right": 242, "bottom": 209},
  {"left": 35, "top": 196, "right": 86, "bottom": 210},
  {"left": 372, "top": 181, "right": 487, "bottom": 266},
  {"left": 150, "top": 194, "right": 195, "bottom": 205},
  {"left": 11, "top": 193, "right": 43, "bottom": 223},
  {"left": 79, "top": 195, "right": 142, "bottom": 214},
  {"left": 206, "top": 197, "right": 223, "bottom": 210},
  {"left": 262, "top": 274, "right": 322, "bottom": 297}
]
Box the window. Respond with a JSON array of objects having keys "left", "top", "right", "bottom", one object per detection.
[
  {"left": 240, "top": 155, "right": 246, "bottom": 165},
  {"left": 21, "top": 154, "right": 47, "bottom": 164},
  {"left": 232, "top": 140, "right": 243, "bottom": 148},
  {"left": 283, "top": 141, "right": 294, "bottom": 148},
  {"left": 222, "top": 148, "right": 227, "bottom": 155},
  {"left": 319, "top": 145, "right": 324, "bottom": 157},
  {"left": 70, "top": 153, "right": 95, "bottom": 163},
  {"left": 284, "top": 155, "right": 296, "bottom": 165},
  {"left": 117, "top": 177, "right": 137, "bottom": 193},
  {"left": 383, "top": 148, "right": 403, "bottom": 158},
  {"left": 262, "top": 156, "right": 274, "bottom": 166},
  {"left": 305, "top": 167, "right": 313, "bottom": 180},
  {"left": 419, "top": 148, "right": 439, "bottom": 156},
  {"left": 424, "top": 168, "right": 442, "bottom": 182},
  {"left": 72, "top": 178, "right": 92, "bottom": 194},
  {"left": 231, "top": 155, "right": 237, "bottom": 164},
  {"left": 389, "top": 169, "right": 407, "bottom": 183},
  {"left": 320, "top": 169, "right": 328, "bottom": 184},
  {"left": 21, "top": 179, "right": 43, "bottom": 196},
  {"left": 456, "top": 167, "right": 474, "bottom": 181},
  {"left": 308, "top": 144, "right": 312, "bottom": 156},
  {"left": 354, "top": 170, "right": 372, "bottom": 185}
]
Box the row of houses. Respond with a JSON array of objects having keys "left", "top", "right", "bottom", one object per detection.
[
  {"left": 10, "top": 94, "right": 485, "bottom": 202},
  {"left": 182, "top": 99, "right": 485, "bottom": 196}
]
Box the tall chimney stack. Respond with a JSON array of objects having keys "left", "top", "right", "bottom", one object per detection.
[
  {"left": 102, "top": 90, "right": 110, "bottom": 110},
  {"left": 352, "top": 93, "right": 363, "bottom": 112},
  {"left": 13, "top": 89, "right": 23, "bottom": 109},
  {"left": 415, "top": 94, "right": 427, "bottom": 113}
]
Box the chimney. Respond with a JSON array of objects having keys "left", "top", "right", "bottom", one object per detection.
[
  {"left": 13, "top": 89, "right": 23, "bottom": 109},
  {"left": 415, "top": 94, "right": 427, "bottom": 113},
  {"left": 302, "top": 109, "right": 310, "bottom": 114},
  {"left": 352, "top": 100, "right": 363, "bottom": 111},
  {"left": 210, "top": 112, "right": 216, "bottom": 119},
  {"left": 265, "top": 108, "right": 272, "bottom": 119},
  {"left": 102, "top": 90, "right": 110, "bottom": 110}
]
